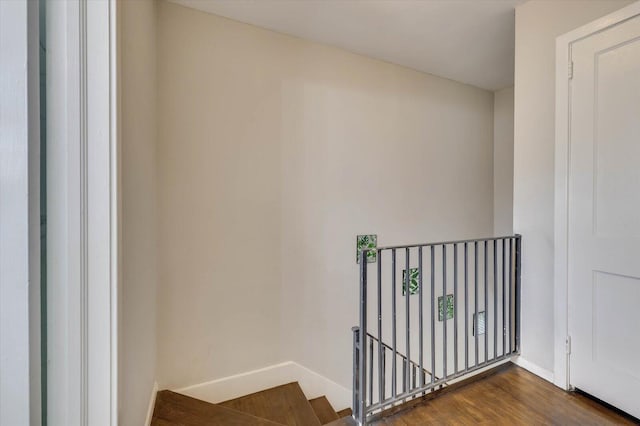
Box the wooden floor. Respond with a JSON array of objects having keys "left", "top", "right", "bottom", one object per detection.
[
  {"left": 375, "top": 364, "right": 638, "bottom": 425},
  {"left": 151, "top": 363, "right": 638, "bottom": 425}
]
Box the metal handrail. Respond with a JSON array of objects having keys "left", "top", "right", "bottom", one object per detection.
[
  {"left": 373, "top": 235, "right": 518, "bottom": 251},
  {"left": 352, "top": 235, "right": 522, "bottom": 425}
]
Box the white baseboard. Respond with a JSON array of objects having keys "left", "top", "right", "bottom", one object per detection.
[
  {"left": 441, "top": 356, "right": 514, "bottom": 387},
  {"left": 144, "top": 381, "right": 159, "bottom": 426},
  {"left": 174, "top": 361, "right": 351, "bottom": 411},
  {"left": 512, "top": 356, "right": 554, "bottom": 383}
]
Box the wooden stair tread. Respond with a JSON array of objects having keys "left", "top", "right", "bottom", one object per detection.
[
  {"left": 151, "top": 419, "right": 181, "bottom": 426},
  {"left": 308, "top": 396, "right": 339, "bottom": 424},
  {"left": 336, "top": 408, "right": 352, "bottom": 418},
  {"left": 324, "top": 416, "right": 357, "bottom": 426},
  {"left": 152, "top": 390, "right": 284, "bottom": 426},
  {"left": 219, "top": 382, "right": 322, "bottom": 426}
]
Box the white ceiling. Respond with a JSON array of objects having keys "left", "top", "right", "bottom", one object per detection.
[{"left": 169, "top": 0, "right": 525, "bottom": 91}]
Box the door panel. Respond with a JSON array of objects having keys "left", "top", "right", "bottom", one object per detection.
[
  {"left": 594, "top": 39, "right": 640, "bottom": 238},
  {"left": 568, "top": 13, "right": 640, "bottom": 419},
  {"left": 593, "top": 271, "right": 640, "bottom": 381}
]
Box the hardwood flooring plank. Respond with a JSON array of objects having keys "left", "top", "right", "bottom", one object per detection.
[{"left": 374, "top": 364, "right": 637, "bottom": 425}]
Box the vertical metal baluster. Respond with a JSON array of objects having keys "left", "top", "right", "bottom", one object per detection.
[
  {"left": 352, "top": 327, "right": 359, "bottom": 420},
  {"left": 412, "top": 364, "right": 417, "bottom": 389},
  {"left": 442, "top": 244, "right": 447, "bottom": 379},
  {"left": 418, "top": 247, "right": 424, "bottom": 387},
  {"left": 381, "top": 348, "right": 386, "bottom": 402},
  {"left": 509, "top": 238, "right": 513, "bottom": 353},
  {"left": 494, "top": 240, "right": 498, "bottom": 361},
  {"left": 377, "top": 249, "right": 383, "bottom": 403},
  {"left": 430, "top": 246, "right": 436, "bottom": 385},
  {"left": 502, "top": 239, "right": 506, "bottom": 357},
  {"left": 405, "top": 248, "right": 410, "bottom": 393},
  {"left": 515, "top": 235, "right": 522, "bottom": 354},
  {"left": 464, "top": 242, "right": 469, "bottom": 371},
  {"left": 391, "top": 249, "right": 397, "bottom": 397},
  {"left": 453, "top": 243, "right": 458, "bottom": 374},
  {"left": 484, "top": 240, "right": 488, "bottom": 365},
  {"left": 402, "top": 360, "right": 407, "bottom": 394},
  {"left": 369, "top": 337, "right": 374, "bottom": 404},
  {"left": 359, "top": 250, "right": 368, "bottom": 420},
  {"left": 474, "top": 241, "right": 479, "bottom": 367}
]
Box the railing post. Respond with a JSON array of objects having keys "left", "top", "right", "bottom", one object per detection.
[
  {"left": 358, "top": 249, "right": 368, "bottom": 425},
  {"left": 514, "top": 235, "right": 522, "bottom": 354}
]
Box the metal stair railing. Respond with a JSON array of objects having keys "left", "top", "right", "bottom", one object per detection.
[{"left": 352, "top": 235, "right": 522, "bottom": 425}]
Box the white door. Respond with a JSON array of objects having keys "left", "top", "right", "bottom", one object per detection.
[{"left": 568, "top": 12, "right": 640, "bottom": 419}]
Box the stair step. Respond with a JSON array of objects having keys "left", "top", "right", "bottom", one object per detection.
[
  {"left": 152, "top": 390, "right": 284, "bottom": 425},
  {"left": 336, "top": 408, "right": 352, "bottom": 418},
  {"left": 325, "top": 416, "right": 358, "bottom": 426},
  {"left": 220, "top": 382, "right": 322, "bottom": 426},
  {"left": 308, "top": 396, "right": 339, "bottom": 424},
  {"left": 150, "top": 419, "right": 178, "bottom": 426}
]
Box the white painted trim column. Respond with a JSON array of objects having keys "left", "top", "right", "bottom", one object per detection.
[
  {"left": 554, "top": 0, "right": 640, "bottom": 391},
  {"left": 47, "top": 0, "right": 119, "bottom": 425},
  {"left": 0, "top": 1, "right": 41, "bottom": 424}
]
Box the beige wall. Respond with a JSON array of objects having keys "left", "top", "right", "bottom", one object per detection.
[
  {"left": 513, "top": 0, "right": 632, "bottom": 375},
  {"left": 120, "top": 0, "right": 158, "bottom": 424},
  {"left": 156, "top": 1, "right": 495, "bottom": 390},
  {"left": 493, "top": 86, "right": 514, "bottom": 236},
  {"left": 156, "top": 1, "right": 284, "bottom": 388}
]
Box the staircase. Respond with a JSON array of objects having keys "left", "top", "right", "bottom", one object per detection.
[
  {"left": 151, "top": 382, "right": 356, "bottom": 425},
  {"left": 152, "top": 235, "right": 522, "bottom": 425}
]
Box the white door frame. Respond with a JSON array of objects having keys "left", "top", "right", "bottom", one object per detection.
[
  {"left": 554, "top": 0, "right": 640, "bottom": 391},
  {"left": 46, "top": 0, "right": 119, "bottom": 425},
  {"left": 0, "top": 0, "right": 41, "bottom": 424}
]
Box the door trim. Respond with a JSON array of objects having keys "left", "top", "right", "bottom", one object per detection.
[
  {"left": 554, "top": 0, "right": 640, "bottom": 391},
  {"left": 0, "top": 1, "right": 41, "bottom": 423},
  {"left": 46, "top": 0, "right": 119, "bottom": 424}
]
